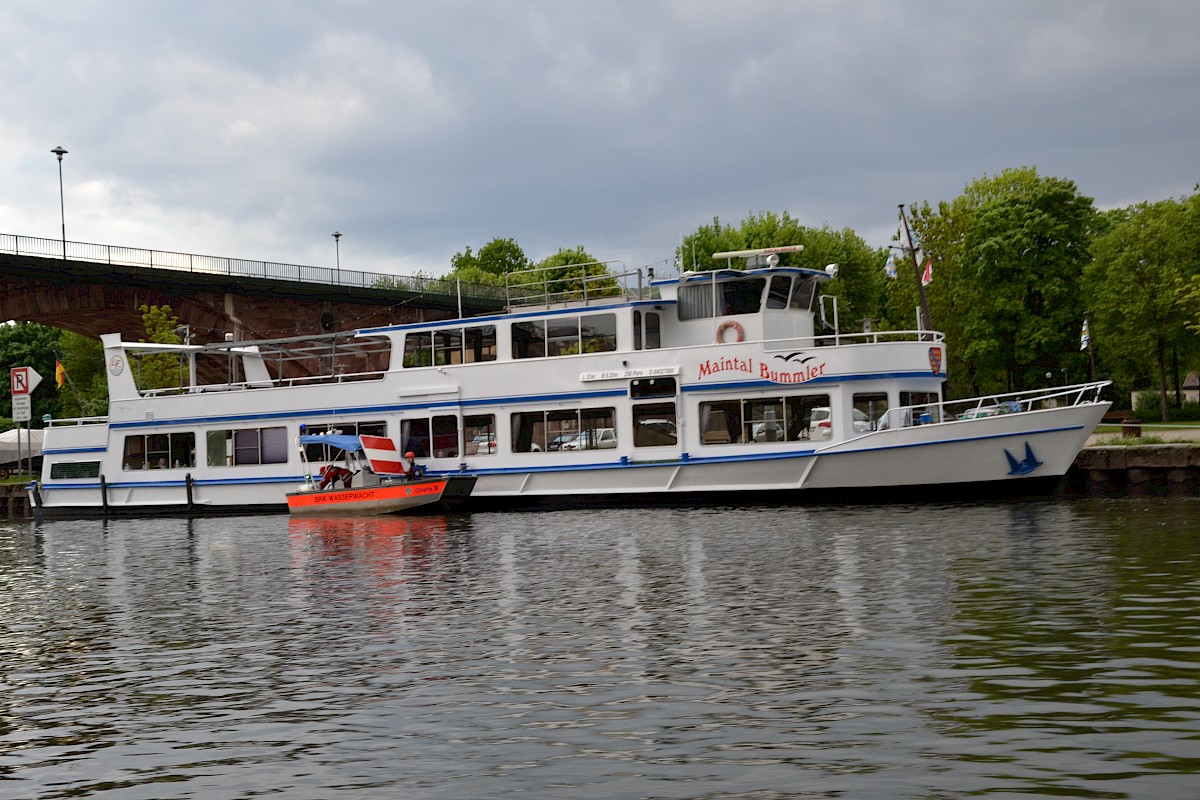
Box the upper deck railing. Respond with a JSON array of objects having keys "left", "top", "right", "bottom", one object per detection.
[
  {"left": 0, "top": 232, "right": 506, "bottom": 302},
  {"left": 504, "top": 261, "right": 652, "bottom": 308}
]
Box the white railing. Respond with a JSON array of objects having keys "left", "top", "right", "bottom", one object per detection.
[{"left": 876, "top": 381, "right": 1111, "bottom": 430}]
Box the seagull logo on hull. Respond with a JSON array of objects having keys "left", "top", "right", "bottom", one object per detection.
[
  {"left": 697, "top": 352, "right": 827, "bottom": 384},
  {"left": 1005, "top": 442, "right": 1044, "bottom": 476}
]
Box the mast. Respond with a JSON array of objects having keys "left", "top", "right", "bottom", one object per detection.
[{"left": 898, "top": 204, "right": 933, "bottom": 339}]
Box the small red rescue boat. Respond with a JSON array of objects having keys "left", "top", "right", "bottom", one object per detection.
[{"left": 286, "top": 433, "right": 475, "bottom": 516}]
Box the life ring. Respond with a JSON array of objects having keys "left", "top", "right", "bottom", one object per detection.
[{"left": 716, "top": 319, "right": 745, "bottom": 343}]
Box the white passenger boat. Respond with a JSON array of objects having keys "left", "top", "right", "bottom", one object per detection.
[{"left": 29, "top": 246, "right": 1110, "bottom": 517}]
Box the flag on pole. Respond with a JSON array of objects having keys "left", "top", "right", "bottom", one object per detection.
[
  {"left": 1080, "top": 318, "right": 1090, "bottom": 351},
  {"left": 884, "top": 252, "right": 897, "bottom": 279},
  {"left": 55, "top": 359, "right": 66, "bottom": 388},
  {"left": 920, "top": 257, "right": 933, "bottom": 286}
]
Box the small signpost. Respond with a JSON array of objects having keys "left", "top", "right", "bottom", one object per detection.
[{"left": 9, "top": 366, "right": 43, "bottom": 477}]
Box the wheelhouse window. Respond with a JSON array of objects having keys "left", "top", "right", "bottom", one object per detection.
[
  {"left": 123, "top": 432, "right": 196, "bottom": 470},
  {"left": 678, "top": 278, "right": 766, "bottom": 320},
  {"left": 790, "top": 277, "right": 819, "bottom": 311},
  {"left": 699, "top": 394, "right": 830, "bottom": 445},
  {"left": 207, "top": 427, "right": 288, "bottom": 467}
]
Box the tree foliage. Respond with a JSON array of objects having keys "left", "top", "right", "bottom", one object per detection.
[
  {"left": 906, "top": 168, "right": 1096, "bottom": 396},
  {"left": 56, "top": 330, "right": 108, "bottom": 418},
  {"left": 1086, "top": 197, "right": 1200, "bottom": 420},
  {"left": 677, "top": 211, "right": 884, "bottom": 331},
  {"left": 0, "top": 322, "right": 63, "bottom": 427},
  {"left": 136, "top": 304, "right": 186, "bottom": 392}
]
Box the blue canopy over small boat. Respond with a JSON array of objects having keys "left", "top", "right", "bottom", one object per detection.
[{"left": 298, "top": 434, "right": 364, "bottom": 452}]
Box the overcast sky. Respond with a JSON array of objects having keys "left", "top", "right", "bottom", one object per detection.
[{"left": 2, "top": 1, "right": 1197, "bottom": 279}]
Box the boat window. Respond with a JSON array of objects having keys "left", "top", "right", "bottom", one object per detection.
[
  {"left": 434, "top": 329, "right": 462, "bottom": 366},
  {"left": 722, "top": 278, "right": 765, "bottom": 315},
  {"left": 678, "top": 278, "right": 765, "bottom": 320},
  {"left": 50, "top": 461, "right": 101, "bottom": 479},
  {"left": 405, "top": 325, "right": 498, "bottom": 367},
  {"left": 403, "top": 331, "right": 433, "bottom": 367},
  {"left": 633, "top": 403, "right": 677, "bottom": 447},
  {"left": 511, "top": 406, "right": 616, "bottom": 452},
  {"left": 644, "top": 312, "right": 660, "bottom": 349},
  {"left": 464, "top": 325, "right": 497, "bottom": 363},
  {"left": 677, "top": 284, "right": 714, "bottom": 320},
  {"left": 431, "top": 415, "right": 459, "bottom": 458},
  {"left": 301, "top": 420, "right": 387, "bottom": 461},
  {"left": 853, "top": 392, "right": 888, "bottom": 432},
  {"left": 581, "top": 314, "right": 617, "bottom": 353},
  {"left": 464, "top": 414, "right": 497, "bottom": 456},
  {"left": 399, "top": 417, "right": 432, "bottom": 458},
  {"left": 206, "top": 427, "right": 288, "bottom": 466},
  {"left": 630, "top": 377, "right": 676, "bottom": 399},
  {"left": 123, "top": 432, "right": 196, "bottom": 470},
  {"left": 512, "top": 321, "right": 546, "bottom": 359},
  {"left": 633, "top": 311, "right": 661, "bottom": 350},
  {"left": 790, "top": 277, "right": 819, "bottom": 311},
  {"left": 766, "top": 276, "right": 792, "bottom": 309},
  {"left": 900, "top": 391, "right": 942, "bottom": 425},
  {"left": 699, "top": 393, "right": 829, "bottom": 445},
  {"left": 546, "top": 317, "right": 580, "bottom": 357}
]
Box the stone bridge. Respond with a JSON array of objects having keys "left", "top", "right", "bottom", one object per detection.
[{"left": 1, "top": 233, "right": 505, "bottom": 344}]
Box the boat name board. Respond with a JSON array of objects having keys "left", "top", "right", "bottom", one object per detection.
[
  {"left": 698, "top": 353, "right": 827, "bottom": 384},
  {"left": 580, "top": 366, "right": 681, "bottom": 382}
]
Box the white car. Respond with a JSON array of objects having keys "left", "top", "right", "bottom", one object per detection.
[
  {"left": 957, "top": 405, "right": 1003, "bottom": 420},
  {"left": 561, "top": 427, "right": 617, "bottom": 450},
  {"left": 809, "top": 408, "right": 871, "bottom": 438}
]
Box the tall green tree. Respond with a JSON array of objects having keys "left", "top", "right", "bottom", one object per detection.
[
  {"left": 56, "top": 330, "right": 108, "bottom": 418},
  {"left": 0, "top": 322, "right": 63, "bottom": 426},
  {"left": 907, "top": 168, "right": 1095, "bottom": 396},
  {"left": 449, "top": 237, "right": 531, "bottom": 285},
  {"left": 136, "top": 305, "right": 186, "bottom": 391},
  {"left": 1087, "top": 197, "right": 1198, "bottom": 420},
  {"left": 960, "top": 176, "right": 1095, "bottom": 391}
]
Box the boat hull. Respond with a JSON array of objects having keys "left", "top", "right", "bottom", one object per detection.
[{"left": 286, "top": 476, "right": 476, "bottom": 516}]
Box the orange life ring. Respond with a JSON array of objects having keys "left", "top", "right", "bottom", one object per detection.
[{"left": 716, "top": 319, "right": 745, "bottom": 343}]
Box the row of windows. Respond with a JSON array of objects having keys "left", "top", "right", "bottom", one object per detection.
[
  {"left": 678, "top": 275, "right": 819, "bottom": 321},
  {"left": 403, "top": 313, "right": 632, "bottom": 368},
  {"left": 109, "top": 387, "right": 908, "bottom": 472}
]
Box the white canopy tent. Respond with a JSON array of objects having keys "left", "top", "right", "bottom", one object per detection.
[{"left": 0, "top": 428, "right": 44, "bottom": 465}]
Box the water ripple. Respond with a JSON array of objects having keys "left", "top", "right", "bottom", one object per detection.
[{"left": 1, "top": 499, "right": 1198, "bottom": 798}]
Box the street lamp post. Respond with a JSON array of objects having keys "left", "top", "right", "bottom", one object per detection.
[
  {"left": 51, "top": 146, "right": 68, "bottom": 259},
  {"left": 332, "top": 231, "right": 342, "bottom": 286}
]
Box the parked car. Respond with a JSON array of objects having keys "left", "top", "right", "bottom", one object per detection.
[
  {"left": 547, "top": 433, "right": 580, "bottom": 451},
  {"left": 957, "top": 405, "right": 1003, "bottom": 420},
  {"left": 468, "top": 433, "right": 497, "bottom": 454},
  {"left": 561, "top": 428, "right": 618, "bottom": 450},
  {"left": 809, "top": 408, "right": 871, "bottom": 438}
]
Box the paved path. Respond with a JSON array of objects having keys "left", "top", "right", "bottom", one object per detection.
[{"left": 1087, "top": 425, "right": 1200, "bottom": 447}]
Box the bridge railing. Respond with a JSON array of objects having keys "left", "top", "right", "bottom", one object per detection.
[{"left": 1, "top": 232, "right": 506, "bottom": 303}]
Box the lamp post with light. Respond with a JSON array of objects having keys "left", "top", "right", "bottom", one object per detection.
[
  {"left": 332, "top": 231, "right": 342, "bottom": 286},
  {"left": 51, "top": 146, "right": 68, "bottom": 260}
]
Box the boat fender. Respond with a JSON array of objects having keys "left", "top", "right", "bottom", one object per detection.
[{"left": 716, "top": 319, "right": 745, "bottom": 343}]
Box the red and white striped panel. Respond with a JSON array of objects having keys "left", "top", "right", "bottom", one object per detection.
[{"left": 359, "top": 435, "right": 406, "bottom": 475}]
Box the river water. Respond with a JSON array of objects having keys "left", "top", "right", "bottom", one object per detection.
[{"left": 1, "top": 498, "right": 1198, "bottom": 799}]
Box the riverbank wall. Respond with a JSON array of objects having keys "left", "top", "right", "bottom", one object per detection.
[{"left": 1058, "top": 445, "right": 1200, "bottom": 497}]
